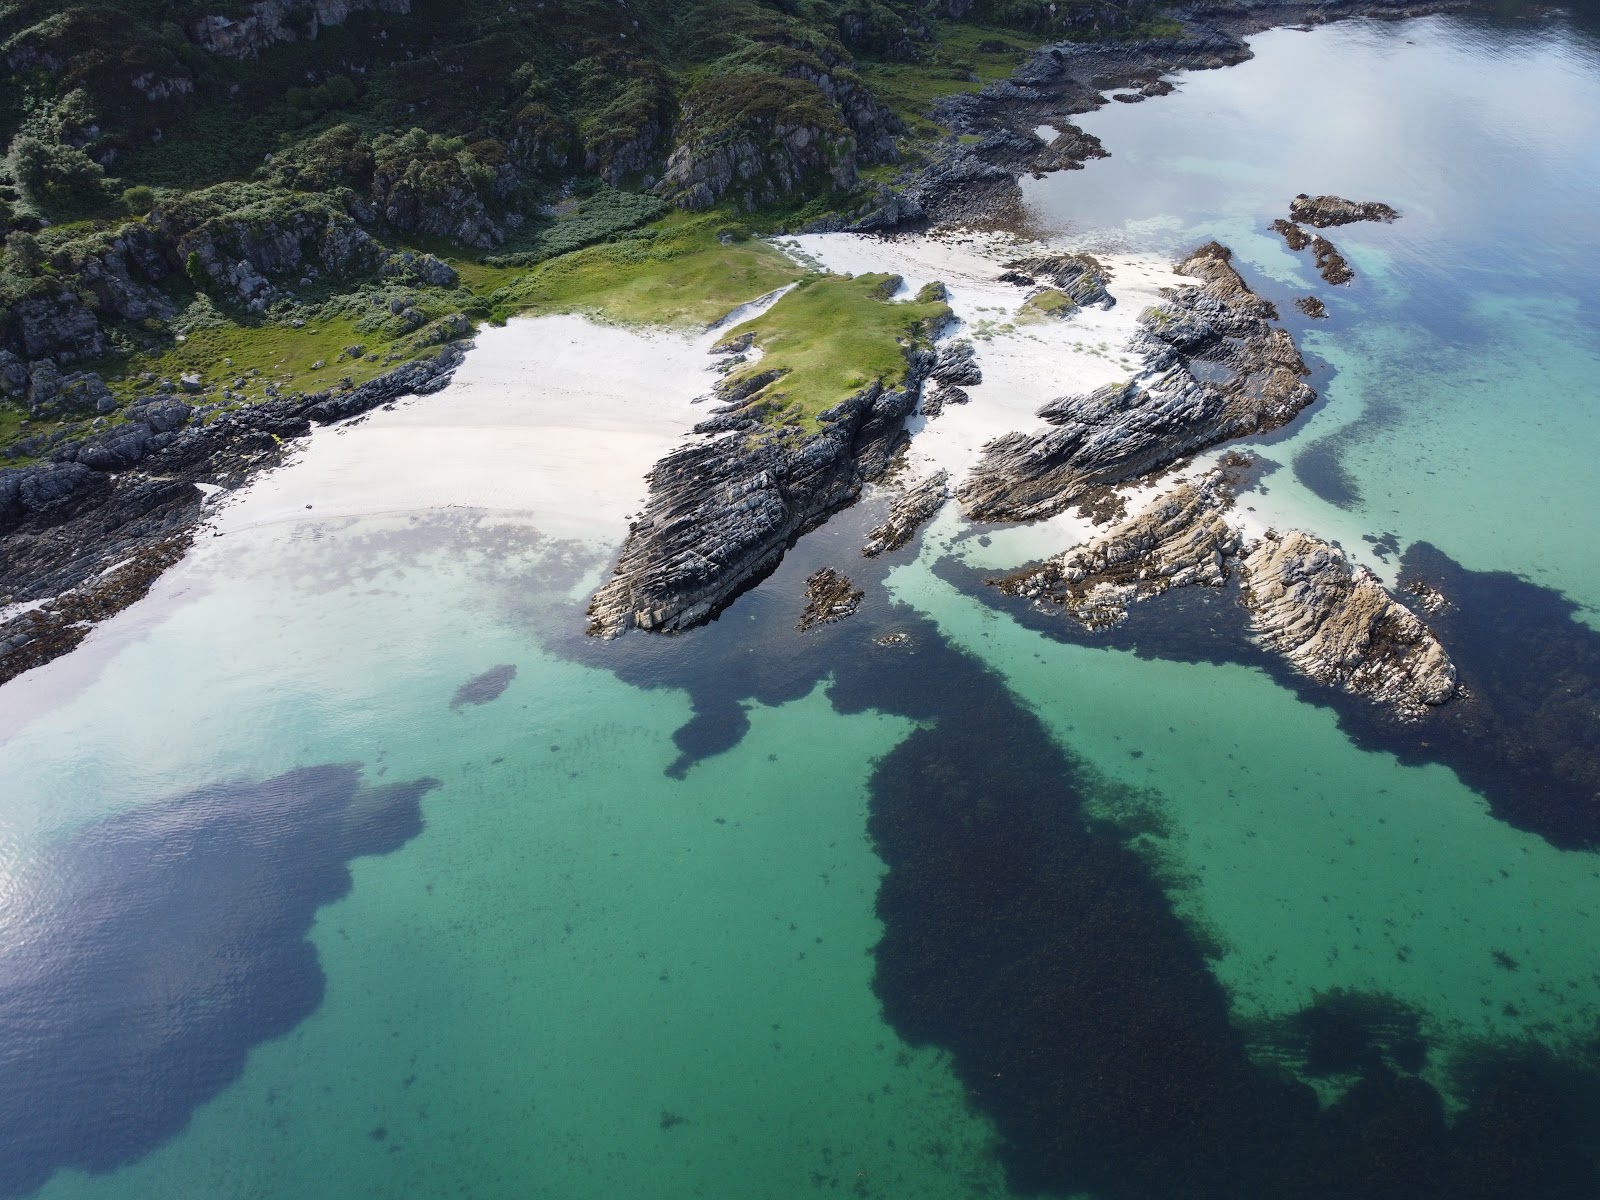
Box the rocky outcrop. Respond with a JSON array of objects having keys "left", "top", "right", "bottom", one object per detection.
[
  {"left": 997, "top": 471, "right": 1241, "bottom": 628},
  {"left": 1289, "top": 194, "right": 1400, "bottom": 228},
  {"left": 1271, "top": 218, "right": 1310, "bottom": 251},
  {"left": 1001, "top": 253, "right": 1114, "bottom": 309},
  {"left": 1241, "top": 530, "right": 1457, "bottom": 717},
  {"left": 1310, "top": 235, "right": 1353, "bottom": 285},
  {"left": 1295, "top": 296, "right": 1328, "bottom": 318},
  {"left": 959, "top": 242, "right": 1313, "bottom": 522},
  {"left": 656, "top": 75, "right": 863, "bottom": 212},
  {"left": 188, "top": 0, "right": 410, "bottom": 58},
  {"left": 863, "top": 468, "right": 948, "bottom": 557},
  {"left": 587, "top": 354, "right": 934, "bottom": 637},
  {"left": 0, "top": 346, "right": 466, "bottom": 685},
  {"left": 797, "top": 568, "right": 863, "bottom": 630}
]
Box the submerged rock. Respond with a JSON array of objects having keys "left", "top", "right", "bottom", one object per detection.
[
  {"left": 996, "top": 471, "right": 1241, "bottom": 628},
  {"left": 863, "top": 468, "right": 949, "bottom": 557},
  {"left": 1289, "top": 194, "right": 1400, "bottom": 228},
  {"left": 1241, "top": 530, "right": 1456, "bottom": 717},
  {"left": 798, "top": 568, "right": 864, "bottom": 630},
  {"left": 960, "top": 242, "right": 1313, "bottom": 522}
]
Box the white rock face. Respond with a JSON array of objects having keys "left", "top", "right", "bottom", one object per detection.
[{"left": 1241, "top": 530, "right": 1457, "bottom": 718}]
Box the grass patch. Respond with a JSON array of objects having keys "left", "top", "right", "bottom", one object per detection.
[
  {"left": 496, "top": 214, "right": 804, "bottom": 328},
  {"left": 1018, "top": 288, "right": 1078, "bottom": 321},
  {"left": 101, "top": 314, "right": 422, "bottom": 408},
  {"left": 714, "top": 272, "right": 951, "bottom": 431}
]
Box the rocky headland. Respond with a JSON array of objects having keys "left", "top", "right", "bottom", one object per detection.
[
  {"left": 863, "top": 467, "right": 950, "bottom": 557},
  {"left": 958, "top": 241, "right": 1313, "bottom": 522},
  {"left": 586, "top": 327, "right": 977, "bottom": 636}
]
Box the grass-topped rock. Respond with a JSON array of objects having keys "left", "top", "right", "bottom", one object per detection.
[{"left": 709, "top": 272, "right": 951, "bottom": 432}]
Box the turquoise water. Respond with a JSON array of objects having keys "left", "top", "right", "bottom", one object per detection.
[{"left": 4, "top": 11, "right": 1600, "bottom": 1200}]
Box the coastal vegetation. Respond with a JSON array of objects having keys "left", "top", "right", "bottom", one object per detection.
[
  {"left": 714, "top": 272, "right": 952, "bottom": 430},
  {"left": 0, "top": 0, "right": 1158, "bottom": 462}
]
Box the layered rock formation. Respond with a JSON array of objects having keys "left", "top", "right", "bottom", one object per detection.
[
  {"left": 587, "top": 355, "right": 933, "bottom": 636},
  {"left": 1000, "top": 253, "right": 1114, "bottom": 309},
  {"left": 863, "top": 468, "right": 949, "bottom": 557},
  {"left": 1289, "top": 194, "right": 1400, "bottom": 228},
  {"left": 1242, "top": 530, "right": 1457, "bottom": 717},
  {"left": 996, "top": 470, "right": 1241, "bottom": 628},
  {"left": 959, "top": 242, "right": 1313, "bottom": 522}
]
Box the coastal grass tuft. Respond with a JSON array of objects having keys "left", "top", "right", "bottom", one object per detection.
[
  {"left": 714, "top": 272, "right": 951, "bottom": 431},
  {"left": 1018, "top": 288, "right": 1079, "bottom": 321},
  {"left": 858, "top": 22, "right": 1044, "bottom": 137}
]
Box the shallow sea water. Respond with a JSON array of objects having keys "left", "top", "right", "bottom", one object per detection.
[{"left": 3, "top": 11, "right": 1600, "bottom": 1200}]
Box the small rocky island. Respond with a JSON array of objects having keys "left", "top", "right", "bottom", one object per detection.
[{"left": 798, "top": 568, "right": 864, "bottom": 631}]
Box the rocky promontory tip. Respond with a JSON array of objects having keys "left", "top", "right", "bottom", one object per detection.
[
  {"left": 1242, "top": 530, "right": 1457, "bottom": 718},
  {"left": 959, "top": 242, "right": 1313, "bottom": 523},
  {"left": 1289, "top": 194, "right": 1401, "bottom": 228},
  {"left": 864, "top": 468, "right": 949, "bottom": 558},
  {"left": 997, "top": 470, "right": 1242, "bottom": 629}
]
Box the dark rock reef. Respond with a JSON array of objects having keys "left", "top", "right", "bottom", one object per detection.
[
  {"left": 959, "top": 242, "right": 1313, "bottom": 522},
  {"left": 797, "top": 567, "right": 864, "bottom": 630},
  {"left": 1289, "top": 193, "right": 1401, "bottom": 228}
]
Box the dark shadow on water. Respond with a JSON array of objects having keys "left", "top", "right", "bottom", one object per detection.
[{"left": 0, "top": 764, "right": 437, "bottom": 1198}]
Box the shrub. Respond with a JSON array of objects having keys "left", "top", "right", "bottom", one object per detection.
[
  {"left": 6, "top": 134, "right": 106, "bottom": 209},
  {"left": 122, "top": 185, "right": 157, "bottom": 216}
]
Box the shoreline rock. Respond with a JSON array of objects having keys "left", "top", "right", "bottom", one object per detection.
[
  {"left": 0, "top": 346, "right": 467, "bottom": 685},
  {"left": 958, "top": 242, "right": 1313, "bottom": 522},
  {"left": 863, "top": 468, "right": 949, "bottom": 557},
  {"left": 1289, "top": 193, "right": 1401, "bottom": 228},
  {"left": 1241, "top": 529, "right": 1457, "bottom": 717},
  {"left": 996, "top": 469, "right": 1242, "bottom": 629}
]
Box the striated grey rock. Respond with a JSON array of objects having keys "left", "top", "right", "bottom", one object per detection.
[
  {"left": 960, "top": 242, "right": 1313, "bottom": 522},
  {"left": 1241, "top": 530, "right": 1456, "bottom": 717},
  {"left": 1289, "top": 194, "right": 1400, "bottom": 228},
  {"left": 188, "top": 0, "right": 410, "bottom": 58},
  {"left": 1002, "top": 253, "right": 1114, "bottom": 309},
  {"left": 587, "top": 356, "right": 934, "bottom": 637},
  {"left": 996, "top": 471, "right": 1241, "bottom": 628},
  {"left": 864, "top": 468, "right": 949, "bottom": 557},
  {"left": 930, "top": 338, "right": 982, "bottom": 387}
]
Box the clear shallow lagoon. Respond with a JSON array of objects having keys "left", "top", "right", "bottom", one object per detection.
[{"left": 4, "top": 11, "right": 1600, "bottom": 1200}]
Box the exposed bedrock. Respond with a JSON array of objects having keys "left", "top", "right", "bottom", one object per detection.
[
  {"left": 1000, "top": 253, "right": 1115, "bottom": 310},
  {"left": 997, "top": 470, "right": 1241, "bottom": 628},
  {"left": 587, "top": 352, "right": 942, "bottom": 637},
  {"left": 1289, "top": 193, "right": 1401, "bottom": 228},
  {"left": 1242, "top": 530, "right": 1457, "bottom": 718},
  {"left": 0, "top": 347, "right": 465, "bottom": 685},
  {"left": 797, "top": 567, "right": 864, "bottom": 631},
  {"left": 959, "top": 242, "right": 1314, "bottom": 522},
  {"left": 863, "top": 468, "right": 950, "bottom": 557}
]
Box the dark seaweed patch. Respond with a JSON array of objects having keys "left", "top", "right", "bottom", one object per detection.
[
  {"left": 558, "top": 502, "right": 1599, "bottom": 1199},
  {"left": 0, "top": 764, "right": 436, "bottom": 1198},
  {"left": 450, "top": 663, "right": 518, "bottom": 710}
]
